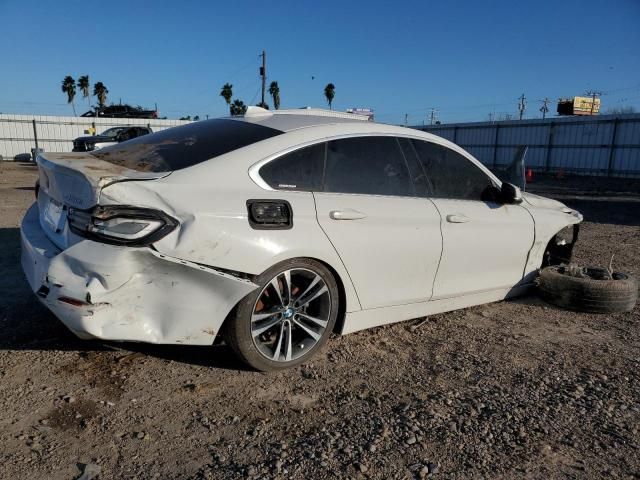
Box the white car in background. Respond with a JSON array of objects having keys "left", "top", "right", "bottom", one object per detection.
[{"left": 21, "top": 108, "right": 582, "bottom": 371}]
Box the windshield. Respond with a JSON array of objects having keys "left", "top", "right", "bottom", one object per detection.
[
  {"left": 91, "top": 119, "right": 283, "bottom": 172},
  {"left": 100, "top": 127, "right": 127, "bottom": 138}
]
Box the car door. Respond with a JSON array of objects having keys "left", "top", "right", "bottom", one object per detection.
[
  {"left": 312, "top": 136, "right": 443, "bottom": 310},
  {"left": 409, "top": 139, "right": 534, "bottom": 300}
]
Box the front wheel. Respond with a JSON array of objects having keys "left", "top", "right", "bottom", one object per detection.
[{"left": 224, "top": 258, "right": 339, "bottom": 371}]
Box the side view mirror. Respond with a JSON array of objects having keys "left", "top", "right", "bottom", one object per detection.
[{"left": 501, "top": 182, "right": 523, "bottom": 204}]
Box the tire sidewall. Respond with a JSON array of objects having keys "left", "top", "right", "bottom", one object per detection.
[
  {"left": 538, "top": 266, "right": 638, "bottom": 313},
  {"left": 227, "top": 258, "right": 339, "bottom": 371}
]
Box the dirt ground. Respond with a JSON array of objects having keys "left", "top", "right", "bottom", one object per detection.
[{"left": 0, "top": 161, "right": 638, "bottom": 480}]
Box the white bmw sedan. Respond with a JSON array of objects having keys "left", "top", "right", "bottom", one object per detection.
[{"left": 21, "top": 108, "right": 582, "bottom": 371}]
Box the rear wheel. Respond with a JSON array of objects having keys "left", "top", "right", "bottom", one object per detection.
[{"left": 225, "top": 258, "right": 339, "bottom": 371}]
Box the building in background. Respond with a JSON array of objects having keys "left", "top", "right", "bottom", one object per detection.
[{"left": 557, "top": 96, "right": 601, "bottom": 116}]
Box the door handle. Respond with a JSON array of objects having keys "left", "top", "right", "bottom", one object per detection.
[
  {"left": 446, "top": 214, "right": 470, "bottom": 223},
  {"left": 329, "top": 209, "right": 367, "bottom": 220}
]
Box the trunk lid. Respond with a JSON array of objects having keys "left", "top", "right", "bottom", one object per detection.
[{"left": 36, "top": 152, "right": 168, "bottom": 249}]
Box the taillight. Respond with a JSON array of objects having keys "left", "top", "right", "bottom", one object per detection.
[
  {"left": 246, "top": 200, "right": 292, "bottom": 229},
  {"left": 68, "top": 205, "right": 178, "bottom": 246}
]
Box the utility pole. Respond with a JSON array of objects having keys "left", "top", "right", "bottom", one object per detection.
[
  {"left": 585, "top": 90, "right": 603, "bottom": 115},
  {"left": 539, "top": 97, "right": 550, "bottom": 119},
  {"left": 404, "top": 113, "right": 408, "bottom": 126},
  {"left": 429, "top": 108, "right": 437, "bottom": 125},
  {"left": 259, "top": 50, "right": 266, "bottom": 108},
  {"left": 518, "top": 93, "right": 527, "bottom": 120}
]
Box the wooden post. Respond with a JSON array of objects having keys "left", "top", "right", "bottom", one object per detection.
[{"left": 32, "top": 118, "right": 39, "bottom": 150}]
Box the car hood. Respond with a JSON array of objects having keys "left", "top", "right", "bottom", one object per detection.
[
  {"left": 522, "top": 192, "right": 582, "bottom": 218},
  {"left": 522, "top": 192, "right": 567, "bottom": 210}
]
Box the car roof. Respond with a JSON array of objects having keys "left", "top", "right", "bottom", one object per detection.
[{"left": 164, "top": 110, "right": 503, "bottom": 188}]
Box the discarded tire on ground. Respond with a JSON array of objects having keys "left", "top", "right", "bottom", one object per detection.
[{"left": 538, "top": 266, "right": 638, "bottom": 313}]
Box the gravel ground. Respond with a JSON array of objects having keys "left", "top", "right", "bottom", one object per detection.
[{"left": 0, "top": 162, "right": 638, "bottom": 479}]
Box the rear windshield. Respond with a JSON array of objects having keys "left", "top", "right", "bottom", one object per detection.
[{"left": 91, "top": 119, "right": 283, "bottom": 172}]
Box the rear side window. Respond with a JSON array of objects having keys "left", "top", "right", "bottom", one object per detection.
[
  {"left": 92, "top": 119, "right": 283, "bottom": 172},
  {"left": 397, "top": 137, "right": 430, "bottom": 197},
  {"left": 324, "top": 137, "right": 413, "bottom": 196},
  {"left": 411, "top": 140, "right": 493, "bottom": 200},
  {"left": 259, "top": 143, "right": 325, "bottom": 191}
]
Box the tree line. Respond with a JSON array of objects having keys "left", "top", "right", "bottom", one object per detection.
[
  {"left": 61, "top": 75, "right": 108, "bottom": 116},
  {"left": 220, "top": 82, "right": 336, "bottom": 116},
  {"left": 61, "top": 74, "right": 338, "bottom": 118}
]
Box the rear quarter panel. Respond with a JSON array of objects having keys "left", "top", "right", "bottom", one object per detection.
[{"left": 100, "top": 172, "right": 363, "bottom": 313}]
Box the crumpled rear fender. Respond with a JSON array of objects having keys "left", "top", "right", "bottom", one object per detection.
[{"left": 21, "top": 203, "right": 257, "bottom": 344}]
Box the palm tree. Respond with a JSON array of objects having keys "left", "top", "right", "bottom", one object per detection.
[
  {"left": 324, "top": 83, "right": 335, "bottom": 110},
  {"left": 220, "top": 83, "right": 233, "bottom": 114},
  {"left": 268, "top": 81, "right": 281, "bottom": 110},
  {"left": 93, "top": 82, "right": 109, "bottom": 109},
  {"left": 77, "top": 75, "right": 90, "bottom": 108},
  {"left": 61, "top": 76, "right": 77, "bottom": 116},
  {"left": 230, "top": 99, "right": 247, "bottom": 116}
]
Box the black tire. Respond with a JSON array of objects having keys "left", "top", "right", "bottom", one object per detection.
[
  {"left": 224, "top": 258, "right": 339, "bottom": 371},
  {"left": 538, "top": 266, "right": 638, "bottom": 313}
]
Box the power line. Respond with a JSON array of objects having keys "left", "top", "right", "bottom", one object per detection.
[
  {"left": 539, "top": 97, "right": 550, "bottom": 119},
  {"left": 585, "top": 90, "right": 603, "bottom": 115},
  {"left": 429, "top": 108, "right": 438, "bottom": 125},
  {"left": 259, "top": 50, "right": 267, "bottom": 108},
  {"left": 518, "top": 93, "right": 527, "bottom": 120}
]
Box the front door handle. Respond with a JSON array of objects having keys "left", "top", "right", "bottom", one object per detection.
[
  {"left": 330, "top": 209, "right": 367, "bottom": 220},
  {"left": 446, "top": 214, "right": 470, "bottom": 223}
]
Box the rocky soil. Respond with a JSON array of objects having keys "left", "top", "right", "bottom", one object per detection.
[{"left": 0, "top": 162, "right": 638, "bottom": 479}]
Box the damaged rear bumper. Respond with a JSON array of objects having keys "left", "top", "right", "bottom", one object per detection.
[{"left": 20, "top": 203, "right": 257, "bottom": 345}]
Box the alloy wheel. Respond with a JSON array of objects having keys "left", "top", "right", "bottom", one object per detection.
[{"left": 251, "top": 268, "right": 331, "bottom": 362}]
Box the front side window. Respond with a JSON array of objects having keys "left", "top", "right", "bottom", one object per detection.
[
  {"left": 411, "top": 140, "right": 494, "bottom": 200},
  {"left": 259, "top": 143, "right": 325, "bottom": 191},
  {"left": 92, "top": 119, "right": 283, "bottom": 172},
  {"left": 324, "top": 136, "right": 413, "bottom": 196},
  {"left": 100, "top": 127, "right": 126, "bottom": 138}
]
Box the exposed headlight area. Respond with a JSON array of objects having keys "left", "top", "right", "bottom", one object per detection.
[
  {"left": 543, "top": 224, "right": 580, "bottom": 267},
  {"left": 68, "top": 205, "right": 178, "bottom": 246},
  {"left": 554, "top": 225, "right": 577, "bottom": 246}
]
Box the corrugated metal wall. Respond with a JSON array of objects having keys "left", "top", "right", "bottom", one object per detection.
[
  {"left": 415, "top": 114, "right": 640, "bottom": 177},
  {"left": 0, "top": 115, "right": 191, "bottom": 160}
]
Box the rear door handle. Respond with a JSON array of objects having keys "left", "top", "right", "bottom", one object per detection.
[
  {"left": 330, "top": 209, "right": 367, "bottom": 220},
  {"left": 446, "top": 214, "right": 470, "bottom": 223}
]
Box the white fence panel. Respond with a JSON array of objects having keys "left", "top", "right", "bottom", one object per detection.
[{"left": 0, "top": 114, "right": 191, "bottom": 160}]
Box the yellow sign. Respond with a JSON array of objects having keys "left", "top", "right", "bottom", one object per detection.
[{"left": 573, "top": 96, "right": 600, "bottom": 115}]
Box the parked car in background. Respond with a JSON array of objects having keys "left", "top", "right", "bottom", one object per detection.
[
  {"left": 22, "top": 108, "right": 582, "bottom": 371},
  {"left": 80, "top": 104, "right": 158, "bottom": 119},
  {"left": 72, "top": 126, "right": 152, "bottom": 152}
]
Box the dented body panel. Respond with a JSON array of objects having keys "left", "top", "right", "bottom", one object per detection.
[
  {"left": 519, "top": 192, "right": 583, "bottom": 283},
  {"left": 99, "top": 161, "right": 363, "bottom": 312},
  {"left": 21, "top": 203, "right": 256, "bottom": 344}
]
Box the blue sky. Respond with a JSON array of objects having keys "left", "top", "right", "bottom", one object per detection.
[{"left": 1, "top": 0, "right": 639, "bottom": 124}]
